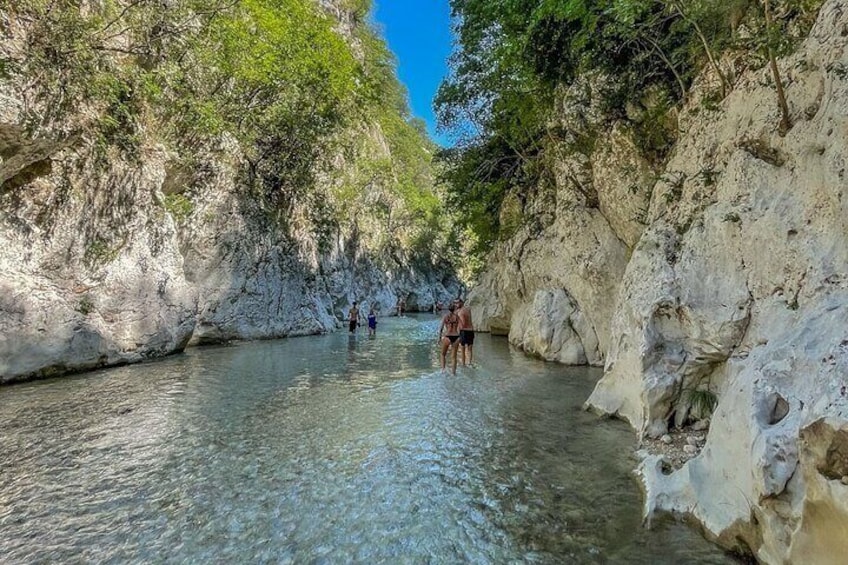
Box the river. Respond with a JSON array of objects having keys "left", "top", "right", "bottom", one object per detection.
[{"left": 0, "top": 315, "right": 736, "bottom": 563}]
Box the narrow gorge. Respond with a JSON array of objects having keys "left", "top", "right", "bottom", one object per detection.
[
  {"left": 2, "top": 0, "right": 847, "bottom": 563},
  {"left": 0, "top": 0, "right": 461, "bottom": 382}
]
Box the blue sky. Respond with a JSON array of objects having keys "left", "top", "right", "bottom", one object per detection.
[{"left": 372, "top": 1, "right": 454, "bottom": 146}]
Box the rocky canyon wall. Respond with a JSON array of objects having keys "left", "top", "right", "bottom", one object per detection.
[
  {"left": 470, "top": 118, "right": 655, "bottom": 367},
  {"left": 0, "top": 2, "right": 460, "bottom": 383},
  {"left": 0, "top": 123, "right": 459, "bottom": 384},
  {"left": 471, "top": 1, "right": 848, "bottom": 562}
]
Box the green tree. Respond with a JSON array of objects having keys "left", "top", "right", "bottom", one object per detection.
[{"left": 436, "top": 0, "right": 823, "bottom": 258}]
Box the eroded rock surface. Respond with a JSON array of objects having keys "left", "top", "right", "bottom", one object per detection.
[
  {"left": 587, "top": 2, "right": 848, "bottom": 561},
  {"left": 470, "top": 0, "right": 847, "bottom": 561},
  {"left": 470, "top": 117, "right": 653, "bottom": 366}
]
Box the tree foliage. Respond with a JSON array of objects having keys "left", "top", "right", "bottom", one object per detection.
[
  {"left": 1, "top": 0, "right": 455, "bottom": 266},
  {"left": 436, "top": 0, "right": 823, "bottom": 256}
]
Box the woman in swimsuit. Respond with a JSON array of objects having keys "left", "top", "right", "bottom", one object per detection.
[{"left": 439, "top": 303, "right": 461, "bottom": 374}]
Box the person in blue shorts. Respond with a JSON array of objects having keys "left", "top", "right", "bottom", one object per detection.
[{"left": 367, "top": 306, "right": 377, "bottom": 337}]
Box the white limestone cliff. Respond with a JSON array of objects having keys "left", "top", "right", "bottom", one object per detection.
[
  {"left": 470, "top": 122, "right": 653, "bottom": 366},
  {"left": 0, "top": 120, "right": 458, "bottom": 383},
  {"left": 587, "top": 2, "right": 848, "bottom": 561},
  {"left": 471, "top": 1, "right": 848, "bottom": 561},
  {"left": 0, "top": 133, "right": 198, "bottom": 380}
]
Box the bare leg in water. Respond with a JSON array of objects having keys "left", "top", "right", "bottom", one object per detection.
[
  {"left": 461, "top": 343, "right": 473, "bottom": 366},
  {"left": 440, "top": 337, "right": 459, "bottom": 374},
  {"left": 450, "top": 340, "right": 459, "bottom": 374}
]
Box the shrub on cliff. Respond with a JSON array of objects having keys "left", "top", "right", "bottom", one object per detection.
[
  {"left": 1, "top": 0, "right": 456, "bottom": 269},
  {"left": 436, "top": 0, "right": 824, "bottom": 256}
]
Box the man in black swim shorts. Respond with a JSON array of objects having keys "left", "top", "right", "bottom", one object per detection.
[
  {"left": 456, "top": 298, "right": 475, "bottom": 366},
  {"left": 348, "top": 301, "right": 361, "bottom": 333}
]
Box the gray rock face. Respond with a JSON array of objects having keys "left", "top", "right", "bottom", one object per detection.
[
  {"left": 0, "top": 133, "right": 457, "bottom": 383},
  {"left": 0, "top": 142, "right": 198, "bottom": 381}
]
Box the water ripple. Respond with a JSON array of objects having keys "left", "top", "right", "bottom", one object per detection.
[{"left": 0, "top": 316, "right": 737, "bottom": 564}]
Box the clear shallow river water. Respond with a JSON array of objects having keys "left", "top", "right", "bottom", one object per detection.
[{"left": 0, "top": 315, "right": 737, "bottom": 564}]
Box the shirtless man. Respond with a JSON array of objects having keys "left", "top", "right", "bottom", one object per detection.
[
  {"left": 438, "top": 302, "right": 461, "bottom": 374},
  {"left": 348, "top": 301, "right": 361, "bottom": 333},
  {"left": 456, "top": 298, "right": 475, "bottom": 366}
]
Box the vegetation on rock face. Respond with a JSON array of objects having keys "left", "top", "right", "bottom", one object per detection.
[
  {"left": 326, "top": 14, "right": 455, "bottom": 269},
  {"left": 4, "top": 0, "right": 357, "bottom": 166},
  {"left": 1, "top": 0, "right": 457, "bottom": 271},
  {"left": 436, "top": 0, "right": 824, "bottom": 259}
]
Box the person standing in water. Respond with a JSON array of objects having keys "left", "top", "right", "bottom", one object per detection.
[
  {"left": 367, "top": 306, "right": 377, "bottom": 337},
  {"left": 348, "top": 301, "right": 361, "bottom": 333},
  {"left": 438, "top": 302, "right": 461, "bottom": 374},
  {"left": 456, "top": 298, "right": 475, "bottom": 366}
]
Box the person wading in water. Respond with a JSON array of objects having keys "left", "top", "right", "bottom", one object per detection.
[
  {"left": 438, "top": 302, "right": 461, "bottom": 375},
  {"left": 348, "top": 301, "right": 361, "bottom": 333},
  {"left": 367, "top": 306, "right": 377, "bottom": 337},
  {"left": 456, "top": 298, "right": 475, "bottom": 366}
]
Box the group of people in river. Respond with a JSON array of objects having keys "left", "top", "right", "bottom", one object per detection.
[
  {"left": 346, "top": 301, "right": 378, "bottom": 337},
  {"left": 346, "top": 296, "right": 475, "bottom": 375}
]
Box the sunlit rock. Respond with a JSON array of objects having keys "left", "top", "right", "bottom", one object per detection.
[{"left": 592, "top": 2, "right": 848, "bottom": 560}]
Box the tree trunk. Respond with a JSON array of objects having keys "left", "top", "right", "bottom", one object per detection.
[
  {"left": 672, "top": 1, "right": 730, "bottom": 99},
  {"left": 763, "top": 0, "right": 792, "bottom": 135}
]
